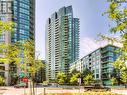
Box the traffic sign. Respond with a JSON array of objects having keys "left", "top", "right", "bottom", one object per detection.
[
  {"left": 19, "top": 72, "right": 25, "bottom": 78},
  {"left": 22, "top": 77, "right": 28, "bottom": 83},
  {"left": 19, "top": 72, "right": 30, "bottom": 78}
]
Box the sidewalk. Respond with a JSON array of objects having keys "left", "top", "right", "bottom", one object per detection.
[
  {"left": 1, "top": 87, "right": 127, "bottom": 95},
  {"left": 0, "top": 87, "right": 9, "bottom": 95},
  {"left": 2, "top": 87, "right": 44, "bottom": 95},
  {"left": 1, "top": 88, "right": 85, "bottom": 95},
  {"left": 111, "top": 89, "right": 127, "bottom": 95},
  {"left": 3, "top": 88, "right": 25, "bottom": 95}
]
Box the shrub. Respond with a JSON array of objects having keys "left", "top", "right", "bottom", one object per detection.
[{"left": 0, "top": 76, "right": 5, "bottom": 86}]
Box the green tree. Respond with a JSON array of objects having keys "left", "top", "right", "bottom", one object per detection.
[
  {"left": 83, "top": 74, "right": 94, "bottom": 86},
  {"left": 99, "top": 0, "right": 127, "bottom": 86},
  {"left": 82, "top": 68, "right": 92, "bottom": 78},
  {"left": 105, "top": 0, "right": 127, "bottom": 86},
  {"left": 0, "top": 21, "right": 15, "bottom": 85},
  {"left": 0, "top": 21, "right": 14, "bottom": 34},
  {"left": 70, "top": 73, "right": 80, "bottom": 85},
  {"left": 6, "top": 42, "right": 22, "bottom": 64},
  {"left": 70, "top": 69, "right": 81, "bottom": 85},
  {"left": 0, "top": 20, "right": 43, "bottom": 93},
  {"left": 21, "top": 40, "right": 44, "bottom": 76},
  {"left": 42, "top": 81, "right": 49, "bottom": 85},
  {"left": 0, "top": 76, "right": 5, "bottom": 86},
  {"left": 111, "top": 77, "right": 118, "bottom": 86},
  {"left": 111, "top": 68, "right": 121, "bottom": 85},
  {"left": 0, "top": 21, "right": 15, "bottom": 63},
  {"left": 56, "top": 72, "right": 66, "bottom": 85},
  {"left": 20, "top": 40, "right": 44, "bottom": 95},
  {"left": 82, "top": 68, "right": 94, "bottom": 85},
  {"left": 0, "top": 39, "right": 43, "bottom": 94},
  {"left": 71, "top": 69, "right": 80, "bottom": 74}
]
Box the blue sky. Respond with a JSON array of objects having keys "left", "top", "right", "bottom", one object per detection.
[{"left": 35, "top": 0, "right": 111, "bottom": 59}]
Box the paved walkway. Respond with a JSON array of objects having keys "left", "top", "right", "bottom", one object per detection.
[
  {"left": 1, "top": 87, "right": 127, "bottom": 95},
  {"left": 0, "top": 88, "right": 87, "bottom": 95},
  {"left": 2, "top": 88, "right": 27, "bottom": 95},
  {"left": 111, "top": 89, "right": 127, "bottom": 95},
  {"left": 0, "top": 87, "right": 11, "bottom": 95}
]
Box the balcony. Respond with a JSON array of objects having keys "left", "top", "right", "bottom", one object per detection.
[
  {"left": 101, "top": 69, "right": 110, "bottom": 74},
  {"left": 101, "top": 50, "right": 108, "bottom": 53},
  {"left": 101, "top": 74, "right": 111, "bottom": 79},
  {"left": 101, "top": 65, "right": 109, "bottom": 69}
]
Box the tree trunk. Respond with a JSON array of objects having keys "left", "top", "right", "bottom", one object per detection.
[
  {"left": 32, "top": 80, "right": 35, "bottom": 95},
  {"left": 31, "top": 73, "right": 35, "bottom": 95},
  {"left": 29, "top": 79, "right": 33, "bottom": 95},
  {"left": 125, "top": 81, "right": 127, "bottom": 88}
]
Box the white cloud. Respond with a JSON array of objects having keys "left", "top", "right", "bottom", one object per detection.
[
  {"left": 80, "top": 37, "right": 108, "bottom": 58},
  {"left": 80, "top": 37, "right": 122, "bottom": 58}
]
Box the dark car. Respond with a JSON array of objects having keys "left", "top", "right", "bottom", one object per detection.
[
  {"left": 84, "top": 84, "right": 110, "bottom": 91},
  {"left": 14, "top": 82, "right": 28, "bottom": 88}
]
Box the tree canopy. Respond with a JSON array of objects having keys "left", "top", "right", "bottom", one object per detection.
[
  {"left": 104, "top": 0, "right": 127, "bottom": 84},
  {"left": 56, "top": 72, "right": 66, "bottom": 85}
]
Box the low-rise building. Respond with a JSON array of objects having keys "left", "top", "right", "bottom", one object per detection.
[{"left": 70, "top": 44, "right": 120, "bottom": 85}]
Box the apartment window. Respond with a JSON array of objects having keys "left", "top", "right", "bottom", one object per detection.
[
  {"left": 109, "top": 57, "right": 114, "bottom": 61},
  {"left": 108, "top": 52, "right": 114, "bottom": 56},
  {"left": 96, "top": 69, "right": 99, "bottom": 73},
  {"left": 0, "top": 34, "right": 5, "bottom": 42},
  {"left": 0, "top": 1, "right": 12, "bottom": 14},
  {"left": 89, "top": 62, "right": 91, "bottom": 65},
  {"left": 96, "top": 74, "right": 99, "bottom": 78},
  {"left": 0, "top": 66, "right": 5, "bottom": 70},
  {"left": 0, "top": 72, "right": 4, "bottom": 77},
  {"left": 7, "top": 2, "right": 12, "bottom": 13},
  {"left": 0, "top": 62, "right": 4, "bottom": 64},
  {"left": 93, "top": 70, "right": 95, "bottom": 73}
]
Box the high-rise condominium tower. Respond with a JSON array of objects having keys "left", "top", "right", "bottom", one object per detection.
[
  {"left": 45, "top": 6, "right": 80, "bottom": 81},
  {"left": 0, "top": 0, "right": 35, "bottom": 85}
]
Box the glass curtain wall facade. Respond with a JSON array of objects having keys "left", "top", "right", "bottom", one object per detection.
[
  {"left": 101, "top": 45, "right": 120, "bottom": 85},
  {"left": 0, "top": 0, "right": 35, "bottom": 85},
  {"left": 12, "top": 0, "right": 35, "bottom": 42},
  {"left": 46, "top": 6, "right": 80, "bottom": 81}
]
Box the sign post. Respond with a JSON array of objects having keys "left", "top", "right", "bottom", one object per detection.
[{"left": 78, "top": 78, "right": 81, "bottom": 95}]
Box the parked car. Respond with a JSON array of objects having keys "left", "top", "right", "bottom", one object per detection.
[
  {"left": 14, "top": 82, "right": 28, "bottom": 88},
  {"left": 84, "top": 84, "right": 110, "bottom": 91}
]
